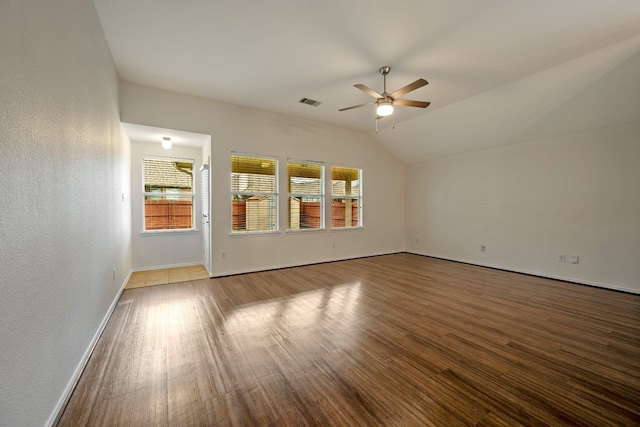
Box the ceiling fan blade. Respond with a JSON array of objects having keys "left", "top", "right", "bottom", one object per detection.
[
  {"left": 393, "top": 99, "right": 431, "bottom": 108},
  {"left": 338, "top": 101, "right": 376, "bottom": 112},
  {"left": 389, "top": 78, "right": 428, "bottom": 99},
  {"left": 354, "top": 84, "right": 384, "bottom": 99}
]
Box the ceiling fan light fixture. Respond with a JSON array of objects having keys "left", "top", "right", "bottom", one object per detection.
[
  {"left": 161, "top": 136, "right": 172, "bottom": 149},
  {"left": 338, "top": 67, "right": 429, "bottom": 125},
  {"left": 377, "top": 101, "right": 394, "bottom": 117}
]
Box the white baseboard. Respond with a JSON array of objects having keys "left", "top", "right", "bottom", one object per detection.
[
  {"left": 406, "top": 251, "right": 639, "bottom": 295},
  {"left": 133, "top": 261, "right": 203, "bottom": 272},
  {"left": 46, "top": 270, "right": 131, "bottom": 427}
]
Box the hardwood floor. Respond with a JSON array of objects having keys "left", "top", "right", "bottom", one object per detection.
[{"left": 58, "top": 253, "right": 640, "bottom": 426}]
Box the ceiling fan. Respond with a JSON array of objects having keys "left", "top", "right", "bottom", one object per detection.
[{"left": 339, "top": 66, "right": 430, "bottom": 119}]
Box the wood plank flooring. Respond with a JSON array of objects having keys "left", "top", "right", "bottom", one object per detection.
[{"left": 58, "top": 253, "right": 640, "bottom": 426}]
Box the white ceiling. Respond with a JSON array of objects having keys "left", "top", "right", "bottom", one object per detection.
[{"left": 93, "top": 0, "right": 640, "bottom": 162}]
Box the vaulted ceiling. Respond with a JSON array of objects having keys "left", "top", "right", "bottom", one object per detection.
[{"left": 93, "top": 0, "right": 640, "bottom": 162}]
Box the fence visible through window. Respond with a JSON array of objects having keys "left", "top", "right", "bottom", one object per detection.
[
  {"left": 143, "top": 157, "right": 195, "bottom": 231},
  {"left": 231, "top": 154, "right": 278, "bottom": 233},
  {"left": 332, "top": 165, "right": 362, "bottom": 228}
]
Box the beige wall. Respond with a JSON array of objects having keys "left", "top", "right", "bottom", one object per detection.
[
  {"left": 405, "top": 122, "right": 640, "bottom": 293},
  {"left": 120, "top": 82, "right": 406, "bottom": 276},
  {"left": 0, "top": 0, "right": 131, "bottom": 425},
  {"left": 405, "top": 50, "right": 640, "bottom": 293}
]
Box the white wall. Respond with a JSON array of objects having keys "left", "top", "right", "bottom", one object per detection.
[
  {"left": 130, "top": 140, "right": 203, "bottom": 269},
  {"left": 0, "top": 1, "right": 131, "bottom": 426},
  {"left": 406, "top": 123, "right": 640, "bottom": 293},
  {"left": 405, "top": 51, "right": 640, "bottom": 293},
  {"left": 120, "top": 82, "right": 405, "bottom": 276}
]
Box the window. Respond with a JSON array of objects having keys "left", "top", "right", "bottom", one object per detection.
[
  {"left": 231, "top": 154, "right": 278, "bottom": 233},
  {"left": 288, "top": 160, "right": 324, "bottom": 230},
  {"left": 332, "top": 166, "right": 362, "bottom": 228},
  {"left": 143, "top": 157, "right": 195, "bottom": 231}
]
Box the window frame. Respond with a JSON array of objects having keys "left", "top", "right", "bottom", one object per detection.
[
  {"left": 287, "top": 159, "right": 325, "bottom": 231},
  {"left": 142, "top": 155, "right": 196, "bottom": 233},
  {"left": 230, "top": 153, "right": 279, "bottom": 235},
  {"left": 331, "top": 165, "right": 363, "bottom": 229}
]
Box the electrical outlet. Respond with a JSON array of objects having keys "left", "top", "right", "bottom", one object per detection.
[
  {"left": 221, "top": 251, "right": 227, "bottom": 260},
  {"left": 112, "top": 268, "right": 116, "bottom": 280},
  {"left": 569, "top": 255, "right": 579, "bottom": 264},
  {"left": 480, "top": 245, "right": 486, "bottom": 252},
  {"left": 558, "top": 254, "right": 566, "bottom": 263}
]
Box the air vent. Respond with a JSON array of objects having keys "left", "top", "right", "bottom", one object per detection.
[{"left": 299, "top": 98, "right": 322, "bottom": 107}]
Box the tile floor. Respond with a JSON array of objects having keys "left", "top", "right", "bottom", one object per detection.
[{"left": 125, "top": 265, "right": 209, "bottom": 289}]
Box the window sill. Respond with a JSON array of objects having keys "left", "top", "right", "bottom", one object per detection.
[
  {"left": 330, "top": 226, "right": 364, "bottom": 232},
  {"left": 141, "top": 228, "right": 198, "bottom": 235},
  {"left": 229, "top": 230, "right": 281, "bottom": 237}
]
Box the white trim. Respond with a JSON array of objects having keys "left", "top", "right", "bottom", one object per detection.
[
  {"left": 229, "top": 230, "right": 281, "bottom": 237},
  {"left": 407, "top": 251, "right": 640, "bottom": 295},
  {"left": 140, "top": 228, "right": 198, "bottom": 235},
  {"left": 132, "top": 261, "right": 204, "bottom": 272},
  {"left": 47, "top": 270, "right": 132, "bottom": 427}
]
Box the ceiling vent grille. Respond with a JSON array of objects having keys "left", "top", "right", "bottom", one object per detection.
[{"left": 299, "top": 98, "right": 322, "bottom": 107}]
